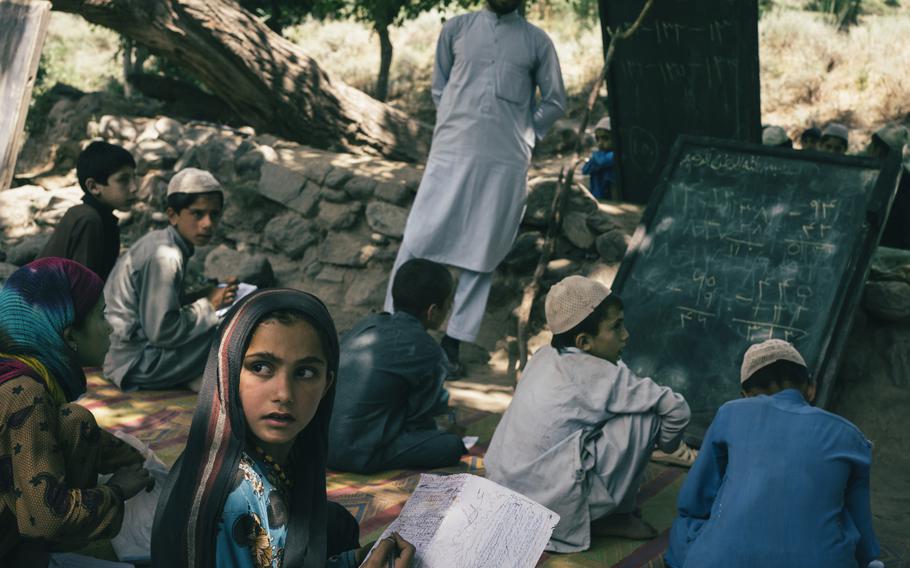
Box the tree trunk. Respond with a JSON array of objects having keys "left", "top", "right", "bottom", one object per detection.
[
  {"left": 121, "top": 37, "right": 134, "bottom": 98},
  {"left": 375, "top": 23, "right": 392, "bottom": 103},
  {"left": 50, "top": 0, "right": 430, "bottom": 162}
]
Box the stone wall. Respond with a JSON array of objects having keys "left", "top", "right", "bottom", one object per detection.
[{"left": 2, "top": 94, "right": 637, "bottom": 341}]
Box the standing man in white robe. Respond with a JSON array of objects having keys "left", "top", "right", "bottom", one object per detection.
[{"left": 384, "top": 0, "right": 567, "bottom": 373}]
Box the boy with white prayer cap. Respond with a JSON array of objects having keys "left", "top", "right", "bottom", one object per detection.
[
  {"left": 666, "top": 339, "right": 882, "bottom": 568},
  {"left": 582, "top": 116, "right": 616, "bottom": 199},
  {"left": 104, "top": 168, "right": 238, "bottom": 390},
  {"left": 485, "top": 275, "right": 692, "bottom": 553}
]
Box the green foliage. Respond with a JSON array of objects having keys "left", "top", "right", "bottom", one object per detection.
[{"left": 238, "top": 0, "right": 321, "bottom": 34}]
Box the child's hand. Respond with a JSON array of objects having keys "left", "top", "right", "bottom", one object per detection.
[
  {"left": 106, "top": 463, "right": 154, "bottom": 500},
  {"left": 359, "top": 532, "right": 414, "bottom": 568},
  {"left": 207, "top": 277, "right": 239, "bottom": 310}
]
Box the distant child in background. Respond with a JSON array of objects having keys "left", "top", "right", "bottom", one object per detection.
[
  {"left": 582, "top": 117, "right": 616, "bottom": 200},
  {"left": 485, "top": 275, "right": 692, "bottom": 553},
  {"left": 38, "top": 141, "right": 137, "bottom": 280},
  {"left": 104, "top": 168, "right": 237, "bottom": 391},
  {"left": 761, "top": 125, "right": 792, "bottom": 148},
  {"left": 328, "top": 259, "right": 466, "bottom": 473},
  {"left": 665, "top": 339, "right": 881, "bottom": 568},
  {"left": 152, "top": 289, "right": 414, "bottom": 568},
  {"left": 820, "top": 122, "right": 850, "bottom": 154},
  {"left": 799, "top": 126, "right": 822, "bottom": 151}
]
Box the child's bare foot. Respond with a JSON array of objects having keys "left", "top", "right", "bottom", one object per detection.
[{"left": 591, "top": 511, "right": 658, "bottom": 540}]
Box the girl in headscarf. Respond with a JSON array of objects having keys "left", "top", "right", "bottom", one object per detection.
[
  {"left": 152, "top": 288, "right": 414, "bottom": 568},
  {"left": 0, "top": 258, "right": 151, "bottom": 567}
]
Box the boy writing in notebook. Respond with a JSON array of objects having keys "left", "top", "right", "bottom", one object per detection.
[
  {"left": 104, "top": 168, "right": 237, "bottom": 390},
  {"left": 485, "top": 275, "right": 692, "bottom": 552}
]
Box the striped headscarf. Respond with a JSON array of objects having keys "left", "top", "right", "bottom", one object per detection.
[
  {"left": 0, "top": 257, "right": 104, "bottom": 403},
  {"left": 152, "top": 288, "right": 339, "bottom": 568}
]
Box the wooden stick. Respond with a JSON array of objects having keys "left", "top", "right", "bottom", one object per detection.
[{"left": 512, "top": 0, "right": 655, "bottom": 378}]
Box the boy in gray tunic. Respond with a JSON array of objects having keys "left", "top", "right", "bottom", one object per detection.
[
  {"left": 103, "top": 168, "right": 237, "bottom": 390},
  {"left": 485, "top": 276, "right": 692, "bottom": 552},
  {"left": 328, "top": 259, "right": 466, "bottom": 473}
]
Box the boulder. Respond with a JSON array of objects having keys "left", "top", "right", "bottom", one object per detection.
[
  {"left": 524, "top": 178, "right": 596, "bottom": 228},
  {"left": 258, "top": 163, "right": 320, "bottom": 217},
  {"left": 344, "top": 265, "right": 389, "bottom": 307},
  {"left": 263, "top": 211, "right": 318, "bottom": 259},
  {"left": 137, "top": 170, "right": 170, "bottom": 209},
  {"left": 863, "top": 281, "right": 910, "bottom": 322},
  {"left": 595, "top": 229, "right": 630, "bottom": 263},
  {"left": 98, "top": 115, "right": 138, "bottom": 141},
  {"left": 319, "top": 188, "right": 349, "bottom": 204},
  {"left": 317, "top": 201, "right": 363, "bottom": 230},
  {"left": 562, "top": 211, "right": 595, "bottom": 250},
  {"left": 4, "top": 233, "right": 50, "bottom": 266},
  {"left": 319, "top": 233, "right": 377, "bottom": 267},
  {"left": 315, "top": 265, "right": 347, "bottom": 283},
  {"left": 324, "top": 168, "right": 352, "bottom": 189},
  {"left": 374, "top": 181, "right": 411, "bottom": 205},
  {"left": 154, "top": 117, "right": 184, "bottom": 144},
  {"left": 0, "top": 185, "right": 50, "bottom": 238},
  {"left": 343, "top": 175, "right": 377, "bottom": 200},
  {"left": 365, "top": 202, "right": 408, "bottom": 238},
  {"left": 586, "top": 210, "right": 616, "bottom": 234},
  {"left": 235, "top": 145, "right": 278, "bottom": 176},
  {"left": 203, "top": 245, "right": 275, "bottom": 287},
  {"left": 135, "top": 139, "right": 179, "bottom": 172}
]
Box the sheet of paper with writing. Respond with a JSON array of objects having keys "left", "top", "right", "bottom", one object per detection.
[{"left": 372, "top": 473, "right": 559, "bottom": 568}]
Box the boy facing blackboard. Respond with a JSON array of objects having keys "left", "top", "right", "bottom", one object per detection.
[
  {"left": 485, "top": 276, "right": 693, "bottom": 552},
  {"left": 666, "top": 339, "right": 881, "bottom": 568}
]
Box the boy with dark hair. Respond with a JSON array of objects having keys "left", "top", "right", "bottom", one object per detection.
[
  {"left": 328, "top": 258, "right": 466, "bottom": 473},
  {"left": 485, "top": 275, "right": 692, "bottom": 552},
  {"left": 821, "top": 122, "right": 850, "bottom": 154},
  {"left": 666, "top": 339, "right": 881, "bottom": 568},
  {"left": 103, "top": 168, "right": 237, "bottom": 390},
  {"left": 799, "top": 126, "right": 822, "bottom": 151},
  {"left": 39, "top": 141, "right": 137, "bottom": 280}
]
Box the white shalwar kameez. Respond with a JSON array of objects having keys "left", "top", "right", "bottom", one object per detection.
[
  {"left": 384, "top": 8, "right": 567, "bottom": 342},
  {"left": 485, "top": 346, "right": 691, "bottom": 553}
]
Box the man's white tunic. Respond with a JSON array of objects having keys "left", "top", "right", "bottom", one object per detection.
[{"left": 401, "top": 8, "right": 567, "bottom": 273}]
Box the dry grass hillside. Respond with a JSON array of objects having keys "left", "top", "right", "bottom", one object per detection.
[{"left": 28, "top": 5, "right": 910, "bottom": 150}]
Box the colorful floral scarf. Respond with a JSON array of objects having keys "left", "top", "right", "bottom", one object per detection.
[{"left": 0, "top": 257, "right": 103, "bottom": 403}]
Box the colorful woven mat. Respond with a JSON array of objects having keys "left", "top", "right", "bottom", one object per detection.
[{"left": 80, "top": 371, "right": 682, "bottom": 567}]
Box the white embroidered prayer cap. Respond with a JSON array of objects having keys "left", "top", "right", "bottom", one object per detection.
[
  {"left": 740, "top": 339, "right": 807, "bottom": 384},
  {"left": 821, "top": 122, "right": 849, "bottom": 143},
  {"left": 545, "top": 275, "right": 612, "bottom": 334},
  {"left": 167, "top": 168, "right": 223, "bottom": 196},
  {"left": 594, "top": 117, "right": 612, "bottom": 132}
]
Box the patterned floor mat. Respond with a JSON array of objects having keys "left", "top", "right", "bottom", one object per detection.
[{"left": 79, "top": 372, "right": 684, "bottom": 567}]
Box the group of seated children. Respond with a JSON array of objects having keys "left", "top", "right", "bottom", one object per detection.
[{"left": 0, "top": 138, "right": 883, "bottom": 567}]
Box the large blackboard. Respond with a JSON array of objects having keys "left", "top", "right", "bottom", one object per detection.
[
  {"left": 612, "top": 137, "right": 902, "bottom": 437},
  {"left": 598, "top": 0, "right": 761, "bottom": 204}
]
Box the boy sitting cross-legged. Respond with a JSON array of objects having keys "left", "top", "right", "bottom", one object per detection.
[
  {"left": 485, "top": 275, "right": 692, "bottom": 553},
  {"left": 327, "top": 258, "right": 466, "bottom": 473},
  {"left": 665, "top": 339, "right": 882, "bottom": 568},
  {"left": 103, "top": 168, "right": 237, "bottom": 391}
]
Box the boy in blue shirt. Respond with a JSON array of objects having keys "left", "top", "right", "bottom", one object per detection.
[
  {"left": 582, "top": 117, "right": 615, "bottom": 200},
  {"left": 666, "top": 339, "right": 881, "bottom": 568}
]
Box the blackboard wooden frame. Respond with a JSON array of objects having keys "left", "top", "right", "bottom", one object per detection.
[{"left": 613, "top": 136, "right": 902, "bottom": 436}]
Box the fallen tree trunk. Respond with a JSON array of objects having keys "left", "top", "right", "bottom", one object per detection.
[{"left": 50, "top": 0, "right": 430, "bottom": 162}]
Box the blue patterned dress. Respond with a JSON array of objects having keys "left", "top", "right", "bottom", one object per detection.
[{"left": 215, "top": 453, "right": 357, "bottom": 567}]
